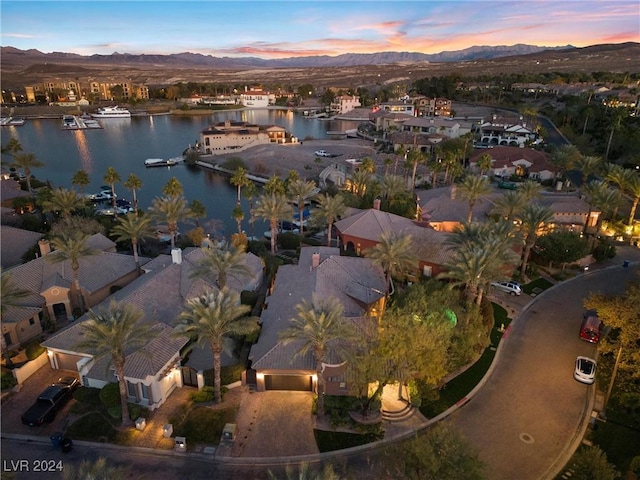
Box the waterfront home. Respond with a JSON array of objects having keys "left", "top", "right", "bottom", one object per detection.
[
  {"left": 239, "top": 88, "right": 273, "bottom": 108},
  {"left": 468, "top": 146, "right": 554, "bottom": 181},
  {"left": 330, "top": 95, "right": 361, "bottom": 115},
  {"left": 247, "top": 247, "right": 386, "bottom": 394},
  {"left": 200, "top": 120, "right": 297, "bottom": 156},
  {"left": 42, "top": 247, "right": 264, "bottom": 410}
]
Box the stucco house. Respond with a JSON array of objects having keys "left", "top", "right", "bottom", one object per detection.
[
  {"left": 247, "top": 247, "right": 386, "bottom": 394},
  {"left": 0, "top": 225, "right": 43, "bottom": 269},
  {"left": 200, "top": 120, "right": 295, "bottom": 155},
  {"left": 42, "top": 247, "right": 264, "bottom": 410},
  {"left": 334, "top": 202, "right": 454, "bottom": 278},
  {"left": 469, "top": 146, "right": 555, "bottom": 182},
  {"left": 1, "top": 234, "right": 145, "bottom": 353}
]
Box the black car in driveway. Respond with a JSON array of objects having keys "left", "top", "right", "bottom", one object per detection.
[{"left": 21, "top": 377, "right": 79, "bottom": 427}]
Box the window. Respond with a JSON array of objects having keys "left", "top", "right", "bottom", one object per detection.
[
  {"left": 141, "top": 383, "right": 150, "bottom": 400},
  {"left": 126, "top": 381, "right": 137, "bottom": 398},
  {"left": 29, "top": 318, "right": 35, "bottom": 325}
]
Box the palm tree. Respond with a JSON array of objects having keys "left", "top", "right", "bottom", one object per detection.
[
  {"left": 280, "top": 296, "right": 356, "bottom": 416},
  {"left": 406, "top": 149, "right": 427, "bottom": 190},
  {"left": 349, "top": 170, "right": 371, "bottom": 198},
  {"left": 162, "top": 177, "right": 183, "bottom": 197},
  {"left": 574, "top": 155, "right": 602, "bottom": 190},
  {"left": 189, "top": 199, "right": 207, "bottom": 228},
  {"left": 263, "top": 175, "right": 286, "bottom": 196},
  {"left": 41, "top": 187, "right": 85, "bottom": 219},
  {"left": 287, "top": 179, "right": 316, "bottom": 236},
  {"left": 123, "top": 173, "right": 142, "bottom": 216},
  {"left": 12, "top": 152, "right": 44, "bottom": 193},
  {"left": 517, "top": 204, "right": 554, "bottom": 278},
  {"left": 583, "top": 180, "right": 622, "bottom": 222},
  {"left": 364, "top": 231, "right": 417, "bottom": 293},
  {"left": 517, "top": 180, "right": 543, "bottom": 201},
  {"left": 315, "top": 194, "right": 346, "bottom": 247},
  {"left": 148, "top": 195, "right": 192, "bottom": 249},
  {"left": 47, "top": 232, "right": 99, "bottom": 312},
  {"left": 71, "top": 169, "right": 90, "bottom": 196},
  {"left": 111, "top": 215, "right": 155, "bottom": 272},
  {"left": 232, "top": 203, "right": 244, "bottom": 234},
  {"left": 176, "top": 288, "right": 255, "bottom": 404},
  {"left": 457, "top": 175, "right": 492, "bottom": 223},
  {"left": 0, "top": 271, "right": 31, "bottom": 315},
  {"left": 190, "top": 244, "right": 251, "bottom": 289},
  {"left": 625, "top": 174, "right": 640, "bottom": 227},
  {"left": 102, "top": 166, "right": 121, "bottom": 216},
  {"left": 230, "top": 167, "right": 249, "bottom": 203},
  {"left": 1, "top": 137, "right": 22, "bottom": 158},
  {"left": 75, "top": 301, "right": 156, "bottom": 427},
  {"left": 491, "top": 190, "right": 527, "bottom": 221},
  {"left": 549, "top": 145, "right": 580, "bottom": 187},
  {"left": 253, "top": 194, "right": 292, "bottom": 254},
  {"left": 379, "top": 174, "right": 406, "bottom": 206},
  {"left": 243, "top": 181, "right": 259, "bottom": 239},
  {"left": 476, "top": 153, "right": 493, "bottom": 177}
]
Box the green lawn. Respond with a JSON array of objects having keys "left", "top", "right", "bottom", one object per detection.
[
  {"left": 171, "top": 406, "right": 238, "bottom": 446},
  {"left": 522, "top": 277, "right": 554, "bottom": 295},
  {"left": 314, "top": 429, "right": 380, "bottom": 452}
]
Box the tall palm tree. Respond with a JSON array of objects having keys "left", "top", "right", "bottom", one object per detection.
[
  {"left": 349, "top": 170, "right": 371, "bottom": 198},
  {"left": 0, "top": 271, "right": 31, "bottom": 315},
  {"left": 47, "top": 232, "right": 99, "bottom": 312},
  {"left": 1, "top": 137, "right": 22, "bottom": 158},
  {"left": 263, "top": 175, "right": 286, "bottom": 196},
  {"left": 12, "top": 152, "right": 44, "bottom": 193},
  {"left": 148, "top": 195, "right": 192, "bottom": 249},
  {"left": 457, "top": 175, "right": 492, "bottom": 223},
  {"left": 230, "top": 166, "right": 249, "bottom": 203},
  {"left": 41, "top": 187, "right": 85, "bottom": 219},
  {"left": 379, "top": 174, "right": 406, "bottom": 206},
  {"left": 574, "top": 155, "right": 602, "bottom": 190},
  {"left": 315, "top": 194, "right": 346, "bottom": 247},
  {"left": 280, "top": 296, "right": 356, "bottom": 416},
  {"left": 490, "top": 190, "right": 527, "bottom": 221},
  {"left": 123, "top": 173, "right": 142, "bottom": 216},
  {"left": 189, "top": 199, "right": 207, "bottom": 228},
  {"left": 583, "top": 180, "right": 622, "bottom": 222},
  {"left": 190, "top": 244, "right": 251, "bottom": 289},
  {"left": 625, "top": 174, "right": 640, "bottom": 227},
  {"left": 243, "top": 181, "right": 259, "bottom": 239},
  {"left": 176, "top": 288, "right": 255, "bottom": 404},
  {"left": 162, "top": 177, "right": 183, "bottom": 197},
  {"left": 517, "top": 180, "right": 543, "bottom": 201},
  {"left": 287, "top": 179, "right": 316, "bottom": 236},
  {"left": 71, "top": 169, "right": 90, "bottom": 196},
  {"left": 75, "top": 301, "right": 155, "bottom": 427},
  {"left": 232, "top": 203, "right": 244, "bottom": 234},
  {"left": 407, "top": 149, "right": 427, "bottom": 190},
  {"left": 517, "top": 204, "right": 554, "bottom": 278},
  {"left": 102, "top": 166, "right": 121, "bottom": 216},
  {"left": 364, "top": 231, "right": 417, "bottom": 293},
  {"left": 549, "top": 145, "right": 580, "bottom": 187},
  {"left": 476, "top": 153, "right": 493, "bottom": 177},
  {"left": 111, "top": 215, "right": 156, "bottom": 272},
  {"left": 253, "top": 194, "right": 292, "bottom": 254}
]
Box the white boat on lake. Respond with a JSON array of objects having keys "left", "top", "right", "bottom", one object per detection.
[
  {"left": 91, "top": 106, "right": 131, "bottom": 118},
  {"left": 144, "top": 158, "right": 178, "bottom": 168}
]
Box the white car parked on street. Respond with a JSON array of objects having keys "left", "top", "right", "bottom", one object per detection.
[
  {"left": 314, "top": 150, "right": 331, "bottom": 157},
  {"left": 574, "top": 356, "right": 597, "bottom": 385}
]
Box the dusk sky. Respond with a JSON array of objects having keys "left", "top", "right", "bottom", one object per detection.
[{"left": 1, "top": 1, "right": 639, "bottom": 58}]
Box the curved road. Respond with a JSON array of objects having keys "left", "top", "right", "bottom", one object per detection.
[{"left": 446, "top": 264, "right": 639, "bottom": 480}]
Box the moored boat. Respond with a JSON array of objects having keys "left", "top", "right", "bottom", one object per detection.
[
  {"left": 144, "top": 158, "right": 178, "bottom": 167},
  {"left": 91, "top": 106, "right": 131, "bottom": 118}
]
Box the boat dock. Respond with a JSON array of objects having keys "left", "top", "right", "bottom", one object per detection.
[
  {"left": 62, "top": 115, "right": 103, "bottom": 130},
  {"left": 1, "top": 117, "right": 26, "bottom": 126}
]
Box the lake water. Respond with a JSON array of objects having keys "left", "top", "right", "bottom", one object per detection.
[{"left": 4, "top": 109, "right": 360, "bottom": 237}]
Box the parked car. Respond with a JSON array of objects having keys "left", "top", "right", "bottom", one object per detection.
[
  {"left": 491, "top": 280, "right": 522, "bottom": 296},
  {"left": 579, "top": 310, "right": 603, "bottom": 343},
  {"left": 314, "top": 150, "right": 331, "bottom": 157},
  {"left": 574, "top": 356, "right": 597, "bottom": 384},
  {"left": 21, "top": 377, "right": 79, "bottom": 426}
]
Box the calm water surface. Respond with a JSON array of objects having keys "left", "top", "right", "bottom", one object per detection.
[{"left": 5, "top": 109, "right": 359, "bottom": 236}]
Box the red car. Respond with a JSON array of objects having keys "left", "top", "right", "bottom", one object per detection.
[{"left": 580, "top": 311, "right": 602, "bottom": 344}]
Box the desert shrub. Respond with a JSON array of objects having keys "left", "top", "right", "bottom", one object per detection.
[
  {"left": 191, "top": 386, "right": 215, "bottom": 403},
  {"left": 278, "top": 232, "right": 301, "bottom": 250},
  {"left": 73, "top": 386, "right": 102, "bottom": 405},
  {"left": 1, "top": 368, "right": 17, "bottom": 390},
  {"left": 127, "top": 403, "right": 149, "bottom": 420},
  {"left": 221, "top": 157, "right": 245, "bottom": 171},
  {"left": 99, "top": 383, "right": 120, "bottom": 407}
]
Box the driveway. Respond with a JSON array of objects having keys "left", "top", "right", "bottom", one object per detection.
[
  {"left": 1, "top": 362, "right": 77, "bottom": 438},
  {"left": 447, "top": 264, "right": 639, "bottom": 480},
  {"left": 229, "top": 390, "right": 318, "bottom": 458}
]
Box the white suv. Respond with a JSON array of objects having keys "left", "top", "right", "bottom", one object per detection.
[
  {"left": 491, "top": 280, "right": 522, "bottom": 296},
  {"left": 314, "top": 150, "right": 331, "bottom": 157}
]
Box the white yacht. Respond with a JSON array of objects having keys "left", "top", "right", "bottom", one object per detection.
[{"left": 91, "top": 106, "right": 131, "bottom": 118}]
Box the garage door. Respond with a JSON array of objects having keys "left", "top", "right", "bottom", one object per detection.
[
  {"left": 55, "top": 352, "right": 84, "bottom": 371},
  {"left": 264, "top": 375, "right": 312, "bottom": 391}
]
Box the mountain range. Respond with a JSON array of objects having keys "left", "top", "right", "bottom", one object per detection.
[{"left": 1, "top": 42, "right": 639, "bottom": 90}]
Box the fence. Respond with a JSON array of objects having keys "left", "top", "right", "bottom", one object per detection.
[{"left": 12, "top": 352, "right": 49, "bottom": 384}]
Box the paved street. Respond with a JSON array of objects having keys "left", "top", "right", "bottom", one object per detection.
[{"left": 447, "top": 263, "right": 639, "bottom": 480}]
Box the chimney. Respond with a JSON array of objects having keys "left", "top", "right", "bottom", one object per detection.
[
  {"left": 171, "top": 248, "right": 182, "bottom": 265},
  {"left": 38, "top": 239, "right": 51, "bottom": 256},
  {"left": 312, "top": 252, "right": 320, "bottom": 269},
  {"left": 450, "top": 185, "right": 457, "bottom": 200},
  {"left": 373, "top": 198, "right": 381, "bottom": 210}
]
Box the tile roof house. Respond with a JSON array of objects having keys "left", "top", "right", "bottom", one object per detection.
[
  {"left": 1, "top": 225, "right": 43, "bottom": 269},
  {"left": 248, "top": 247, "right": 386, "bottom": 394},
  {"left": 1, "top": 233, "right": 145, "bottom": 352},
  {"left": 41, "top": 247, "right": 264, "bottom": 410},
  {"left": 333, "top": 203, "right": 454, "bottom": 278},
  {"left": 200, "top": 119, "right": 294, "bottom": 155},
  {"left": 469, "top": 146, "right": 555, "bottom": 181}
]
